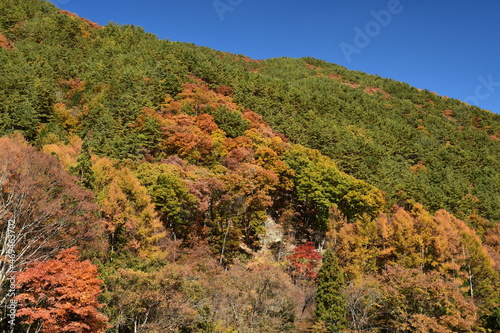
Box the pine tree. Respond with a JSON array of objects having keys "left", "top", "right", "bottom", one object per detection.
[
  {"left": 315, "top": 249, "right": 348, "bottom": 332},
  {"left": 73, "top": 140, "right": 95, "bottom": 190}
]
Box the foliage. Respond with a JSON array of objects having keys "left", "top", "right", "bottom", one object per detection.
[
  {"left": 287, "top": 242, "right": 321, "bottom": 281},
  {"left": 378, "top": 265, "right": 478, "bottom": 332},
  {"left": 0, "top": 135, "right": 104, "bottom": 302},
  {"left": 15, "top": 247, "right": 108, "bottom": 333},
  {"left": 314, "top": 249, "right": 348, "bottom": 332},
  {"left": 92, "top": 157, "right": 166, "bottom": 258},
  {"left": 1, "top": 0, "right": 500, "bottom": 331}
]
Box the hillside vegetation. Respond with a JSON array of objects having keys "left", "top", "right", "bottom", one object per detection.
[{"left": 0, "top": 0, "right": 499, "bottom": 332}]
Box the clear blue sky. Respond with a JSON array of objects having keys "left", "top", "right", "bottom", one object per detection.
[{"left": 48, "top": 0, "right": 500, "bottom": 114}]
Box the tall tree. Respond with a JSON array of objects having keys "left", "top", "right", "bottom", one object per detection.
[
  {"left": 314, "top": 249, "right": 348, "bottom": 332},
  {"left": 71, "top": 139, "right": 95, "bottom": 190},
  {"left": 0, "top": 136, "right": 104, "bottom": 310}
]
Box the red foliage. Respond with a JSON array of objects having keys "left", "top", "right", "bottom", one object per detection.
[
  {"left": 288, "top": 242, "right": 322, "bottom": 281},
  {"left": 364, "top": 86, "right": 391, "bottom": 99},
  {"left": 305, "top": 63, "right": 318, "bottom": 70}
]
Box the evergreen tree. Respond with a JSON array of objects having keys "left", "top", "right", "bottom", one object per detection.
[
  {"left": 72, "top": 140, "right": 95, "bottom": 190},
  {"left": 315, "top": 249, "right": 348, "bottom": 332}
]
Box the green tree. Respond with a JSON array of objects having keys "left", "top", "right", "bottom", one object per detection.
[
  {"left": 71, "top": 139, "right": 95, "bottom": 190},
  {"left": 314, "top": 249, "right": 348, "bottom": 332}
]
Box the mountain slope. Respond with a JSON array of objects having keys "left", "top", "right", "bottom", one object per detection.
[
  {"left": 1, "top": 1, "right": 499, "bottom": 331},
  {"left": 1, "top": 0, "right": 499, "bottom": 226}
]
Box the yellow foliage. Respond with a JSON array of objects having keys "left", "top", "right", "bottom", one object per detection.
[
  {"left": 42, "top": 135, "right": 82, "bottom": 170},
  {"left": 93, "top": 158, "right": 166, "bottom": 259}
]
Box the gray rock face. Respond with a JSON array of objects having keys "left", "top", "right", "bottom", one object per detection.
[{"left": 260, "top": 216, "right": 283, "bottom": 246}]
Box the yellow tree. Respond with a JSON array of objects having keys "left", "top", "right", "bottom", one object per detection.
[{"left": 93, "top": 158, "right": 166, "bottom": 258}]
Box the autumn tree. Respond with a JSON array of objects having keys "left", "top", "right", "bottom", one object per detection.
[
  {"left": 287, "top": 242, "right": 322, "bottom": 282},
  {"left": 92, "top": 158, "right": 166, "bottom": 258},
  {"left": 210, "top": 259, "right": 298, "bottom": 332},
  {"left": 157, "top": 114, "right": 216, "bottom": 164},
  {"left": 377, "top": 265, "right": 478, "bottom": 332},
  {"left": 15, "top": 247, "right": 108, "bottom": 333},
  {"left": 0, "top": 136, "right": 104, "bottom": 310},
  {"left": 343, "top": 277, "right": 382, "bottom": 332}
]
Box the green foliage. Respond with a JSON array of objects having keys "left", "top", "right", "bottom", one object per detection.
[
  {"left": 135, "top": 163, "right": 198, "bottom": 239},
  {"left": 71, "top": 139, "right": 95, "bottom": 189},
  {"left": 212, "top": 106, "right": 250, "bottom": 138},
  {"left": 2, "top": 1, "right": 500, "bottom": 331},
  {"left": 315, "top": 249, "right": 348, "bottom": 332},
  {"left": 284, "top": 144, "right": 384, "bottom": 226}
]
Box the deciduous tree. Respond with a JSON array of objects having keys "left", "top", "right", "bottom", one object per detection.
[
  {"left": 15, "top": 247, "right": 108, "bottom": 333},
  {"left": 0, "top": 136, "right": 104, "bottom": 310}
]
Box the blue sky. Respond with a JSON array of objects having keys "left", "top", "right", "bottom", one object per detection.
[{"left": 48, "top": 0, "right": 500, "bottom": 114}]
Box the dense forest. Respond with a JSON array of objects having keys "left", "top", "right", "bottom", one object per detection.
[{"left": 0, "top": 0, "right": 499, "bottom": 332}]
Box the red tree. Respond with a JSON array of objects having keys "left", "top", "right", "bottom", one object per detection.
[{"left": 288, "top": 242, "right": 322, "bottom": 281}]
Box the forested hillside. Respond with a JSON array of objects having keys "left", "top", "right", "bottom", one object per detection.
[{"left": 0, "top": 0, "right": 499, "bottom": 332}]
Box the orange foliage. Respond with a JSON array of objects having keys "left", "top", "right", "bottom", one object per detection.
[
  {"left": 410, "top": 161, "right": 427, "bottom": 174},
  {"left": 364, "top": 86, "right": 391, "bottom": 99},
  {"left": 196, "top": 113, "right": 219, "bottom": 134},
  {"left": 59, "top": 10, "right": 103, "bottom": 29},
  {"left": 0, "top": 33, "right": 13, "bottom": 50},
  {"left": 442, "top": 109, "right": 455, "bottom": 120},
  {"left": 222, "top": 136, "right": 253, "bottom": 151},
  {"left": 60, "top": 78, "right": 86, "bottom": 100},
  {"left": 162, "top": 76, "right": 239, "bottom": 115},
  {"left": 379, "top": 265, "right": 478, "bottom": 332},
  {"left": 485, "top": 223, "right": 500, "bottom": 273},
  {"left": 242, "top": 109, "right": 285, "bottom": 139},
  {"left": 159, "top": 114, "right": 214, "bottom": 162},
  {"left": 215, "top": 85, "right": 234, "bottom": 97},
  {"left": 15, "top": 247, "right": 108, "bottom": 333}
]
